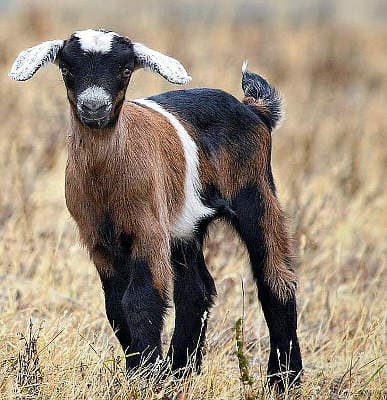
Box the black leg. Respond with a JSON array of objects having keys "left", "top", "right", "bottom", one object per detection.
[
  {"left": 257, "top": 282, "right": 302, "bottom": 390},
  {"left": 230, "top": 186, "right": 303, "bottom": 391},
  {"left": 121, "top": 257, "right": 168, "bottom": 369},
  {"left": 95, "top": 244, "right": 168, "bottom": 370},
  {"left": 93, "top": 245, "right": 132, "bottom": 359},
  {"left": 102, "top": 274, "right": 132, "bottom": 355},
  {"left": 168, "top": 240, "right": 216, "bottom": 373}
]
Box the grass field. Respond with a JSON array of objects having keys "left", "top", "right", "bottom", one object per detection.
[{"left": 0, "top": 2, "right": 386, "bottom": 399}]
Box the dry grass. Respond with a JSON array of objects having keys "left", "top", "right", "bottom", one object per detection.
[{"left": 0, "top": 2, "right": 386, "bottom": 399}]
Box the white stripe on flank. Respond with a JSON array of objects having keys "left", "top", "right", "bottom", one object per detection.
[
  {"left": 134, "top": 99, "right": 214, "bottom": 239},
  {"left": 74, "top": 29, "right": 118, "bottom": 53}
]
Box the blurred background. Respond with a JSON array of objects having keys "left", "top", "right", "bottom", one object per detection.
[{"left": 0, "top": 1, "right": 385, "bottom": 399}]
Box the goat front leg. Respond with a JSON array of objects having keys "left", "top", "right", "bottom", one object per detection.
[
  {"left": 93, "top": 233, "right": 170, "bottom": 370},
  {"left": 92, "top": 245, "right": 132, "bottom": 358},
  {"left": 121, "top": 258, "right": 168, "bottom": 368},
  {"left": 121, "top": 234, "right": 171, "bottom": 369}
]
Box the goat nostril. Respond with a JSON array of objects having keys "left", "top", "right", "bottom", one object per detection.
[{"left": 82, "top": 100, "right": 108, "bottom": 113}]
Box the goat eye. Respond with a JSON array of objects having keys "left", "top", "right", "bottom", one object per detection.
[
  {"left": 61, "top": 67, "right": 69, "bottom": 77},
  {"left": 122, "top": 68, "right": 131, "bottom": 78}
]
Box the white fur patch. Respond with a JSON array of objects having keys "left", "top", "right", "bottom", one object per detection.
[
  {"left": 9, "top": 40, "right": 64, "bottom": 81},
  {"left": 242, "top": 60, "right": 248, "bottom": 74},
  {"left": 134, "top": 99, "right": 214, "bottom": 239},
  {"left": 133, "top": 43, "right": 191, "bottom": 85},
  {"left": 74, "top": 29, "right": 118, "bottom": 53},
  {"left": 77, "top": 86, "right": 111, "bottom": 109}
]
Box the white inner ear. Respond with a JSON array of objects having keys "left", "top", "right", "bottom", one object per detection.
[
  {"left": 133, "top": 43, "right": 191, "bottom": 85},
  {"left": 9, "top": 40, "right": 64, "bottom": 81}
]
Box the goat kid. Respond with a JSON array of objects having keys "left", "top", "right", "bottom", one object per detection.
[{"left": 9, "top": 29, "right": 302, "bottom": 390}]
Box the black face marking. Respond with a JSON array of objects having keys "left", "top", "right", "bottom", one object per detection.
[
  {"left": 147, "top": 88, "right": 263, "bottom": 161},
  {"left": 58, "top": 34, "right": 135, "bottom": 129}
]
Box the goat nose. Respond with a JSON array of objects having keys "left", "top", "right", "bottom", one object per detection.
[{"left": 81, "top": 100, "right": 107, "bottom": 113}]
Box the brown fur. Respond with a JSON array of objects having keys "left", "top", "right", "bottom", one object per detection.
[
  {"left": 65, "top": 102, "right": 185, "bottom": 294},
  {"left": 259, "top": 185, "right": 297, "bottom": 302},
  {"left": 243, "top": 101, "right": 295, "bottom": 302},
  {"left": 242, "top": 96, "right": 274, "bottom": 123}
]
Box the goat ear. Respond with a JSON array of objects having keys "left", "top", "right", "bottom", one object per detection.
[
  {"left": 9, "top": 40, "right": 64, "bottom": 81},
  {"left": 132, "top": 42, "right": 191, "bottom": 85}
]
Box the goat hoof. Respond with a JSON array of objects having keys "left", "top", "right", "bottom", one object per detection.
[{"left": 267, "top": 368, "right": 303, "bottom": 394}]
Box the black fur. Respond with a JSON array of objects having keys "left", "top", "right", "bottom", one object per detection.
[
  {"left": 102, "top": 258, "right": 167, "bottom": 369},
  {"left": 147, "top": 89, "right": 263, "bottom": 162},
  {"left": 200, "top": 184, "right": 235, "bottom": 219},
  {"left": 241, "top": 67, "right": 282, "bottom": 130},
  {"left": 121, "top": 258, "right": 167, "bottom": 368},
  {"left": 168, "top": 239, "right": 216, "bottom": 373}
]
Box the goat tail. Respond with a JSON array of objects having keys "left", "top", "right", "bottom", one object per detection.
[{"left": 241, "top": 61, "right": 283, "bottom": 131}]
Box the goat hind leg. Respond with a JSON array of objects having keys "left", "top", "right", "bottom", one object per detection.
[{"left": 230, "top": 185, "right": 303, "bottom": 391}]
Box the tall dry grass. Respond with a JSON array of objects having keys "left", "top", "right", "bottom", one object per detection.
[{"left": 0, "top": 2, "right": 385, "bottom": 399}]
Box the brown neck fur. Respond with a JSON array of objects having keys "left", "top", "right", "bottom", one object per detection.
[{"left": 65, "top": 102, "right": 186, "bottom": 293}]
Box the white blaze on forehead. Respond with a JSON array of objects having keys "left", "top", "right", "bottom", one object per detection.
[
  {"left": 134, "top": 99, "right": 214, "bottom": 239},
  {"left": 74, "top": 29, "right": 118, "bottom": 53},
  {"left": 77, "top": 86, "right": 111, "bottom": 107}
]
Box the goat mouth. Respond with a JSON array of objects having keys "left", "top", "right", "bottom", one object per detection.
[
  {"left": 79, "top": 113, "right": 110, "bottom": 129},
  {"left": 81, "top": 115, "right": 111, "bottom": 129}
]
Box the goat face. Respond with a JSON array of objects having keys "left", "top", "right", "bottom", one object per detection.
[
  {"left": 60, "top": 31, "right": 134, "bottom": 128},
  {"left": 9, "top": 29, "right": 191, "bottom": 129}
]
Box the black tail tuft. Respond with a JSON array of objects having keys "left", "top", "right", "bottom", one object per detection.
[{"left": 241, "top": 61, "right": 283, "bottom": 131}]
